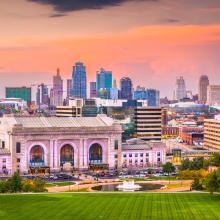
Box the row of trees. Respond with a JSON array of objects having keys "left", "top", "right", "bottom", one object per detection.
[
  {"left": 179, "top": 153, "right": 220, "bottom": 171},
  {"left": 192, "top": 168, "right": 220, "bottom": 193},
  {"left": 0, "top": 173, "right": 47, "bottom": 193},
  {"left": 178, "top": 153, "right": 220, "bottom": 193}
]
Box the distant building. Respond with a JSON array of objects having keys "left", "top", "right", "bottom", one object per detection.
[
  {"left": 72, "top": 62, "right": 87, "bottom": 99},
  {"left": 82, "top": 99, "right": 97, "bottom": 117},
  {"left": 175, "top": 76, "right": 186, "bottom": 100},
  {"left": 121, "top": 138, "right": 166, "bottom": 168},
  {"left": 51, "top": 68, "right": 63, "bottom": 106},
  {"left": 36, "top": 83, "right": 49, "bottom": 107},
  {"left": 0, "top": 98, "right": 27, "bottom": 111},
  {"left": 199, "top": 75, "right": 209, "bottom": 103},
  {"left": 5, "top": 87, "right": 31, "bottom": 104},
  {"left": 67, "top": 79, "right": 72, "bottom": 100},
  {"left": 161, "top": 108, "right": 168, "bottom": 126},
  {"left": 207, "top": 85, "right": 220, "bottom": 106},
  {"left": 146, "top": 89, "right": 160, "bottom": 107},
  {"left": 110, "top": 79, "right": 119, "bottom": 100},
  {"left": 168, "top": 102, "right": 209, "bottom": 113},
  {"left": 120, "top": 77, "right": 133, "bottom": 100},
  {"left": 134, "top": 107, "right": 162, "bottom": 141},
  {"left": 204, "top": 118, "right": 220, "bottom": 150},
  {"left": 90, "top": 82, "right": 97, "bottom": 98},
  {"left": 56, "top": 98, "right": 83, "bottom": 117},
  {"left": 96, "top": 68, "right": 112, "bottom": 91},
  {"left": 134, "top": 88, "right": 160, "bottom": 107}
]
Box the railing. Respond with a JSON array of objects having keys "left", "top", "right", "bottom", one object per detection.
[
  {"left": 89, "top": 160, "right": 103, "bottom": 164},
  {"left": 29, "top": 160, "right": 45, "bottom": 167}
]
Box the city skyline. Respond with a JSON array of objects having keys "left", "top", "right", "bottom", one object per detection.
[{"left": 1, "top": 0, "right": 220, "bottom": 97}]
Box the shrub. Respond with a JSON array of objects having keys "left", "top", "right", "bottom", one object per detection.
[{"left": 191, "top": 177, "right": 203, "bottom": 190}]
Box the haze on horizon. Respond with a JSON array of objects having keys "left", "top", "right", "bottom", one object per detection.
[{"left": 0, "top": 0, "right": 220, "bottom": 98}]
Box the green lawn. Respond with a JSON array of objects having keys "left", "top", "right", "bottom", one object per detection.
[
  {"left": 0, "top": 193, "right": 220, "bottom": 220},
  {"left": 45, "top": 181, "right": 76, "bottom": 187}
]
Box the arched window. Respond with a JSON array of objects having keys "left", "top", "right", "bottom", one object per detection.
[
  {"left": 60, "top": 144, "right": 74, "bottom": 166},
  {"left": 89, "top": 143, "right": 102, "bottom": 164},
  {"left": 30, "top": 145, "right": 44, "bottom": 167}
]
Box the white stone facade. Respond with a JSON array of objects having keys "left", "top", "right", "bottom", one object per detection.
[
  {"left": 0, "top": 115, "right": 122, "bottom": 174},
  {"left": 121, "top": 139, "right": 166, "bottom": 169}
]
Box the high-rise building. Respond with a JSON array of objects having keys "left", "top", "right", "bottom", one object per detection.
[
  {"left": 72, "top": 62, "right": 87, "bottom": 99},
  {"left": 120, "top": 77, "right": 133, "bottom": 100},
  {"left": 90, "top": 82, "right": 97, "bottom": 98},
  {"left": 134, "top": 87, "right": 160, "bottom": 107},
  {"left": 51, "top": 68, "right": 63, "bottom": 106},
  {"left": 207, "top": 85, "right": 220, "bottom": 106},
  {"left": 199, "top": 75, "right": 209, "bottom": 102},
  {"left": 96, "top": 68, "right": 112, "bottom": 91},
  {"left": 134, "top": 107, "right": 162, "bottom": 141},
  {"left": 110, "top": 79, "right": 119, "bottom": 100},
  {"left": 146, "top": 89, "right": 160, "bottom": 107},
  {"left": 5, "top": 87, "right": 31, "bottom": 104},
  {"left": 96, "top": 68, "right": 112, "bottom": 98},
  {"left": 36, "top": 83, "right": 49, "bottom": 106},
  {"left": 175, "top": 76, "right": 186, "bottom": 100},
  {"left": 67, "top": 79, "right": 72, "bottom": 100}
]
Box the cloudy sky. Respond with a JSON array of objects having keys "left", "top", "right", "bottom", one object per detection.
[{"left": 0, "top": 0, "right": 220, "bottom": 98}]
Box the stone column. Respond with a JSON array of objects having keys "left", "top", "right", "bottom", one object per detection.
[
  {"left": 108, "top": 137, "right": 115, "bottom": 169},
  {"left": 53, "top": 140, "right": 59, "bottom": 171},
  {"left": 78, "top": 139, "right": 83, "bottom": 169},
  {"left": 83, "top": 139, "right": 88, "bottom": 168},
  {"left": 49, "top": 139, "right": 54, "bottom": 170}
]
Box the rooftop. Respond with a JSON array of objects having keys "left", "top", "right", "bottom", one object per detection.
[{"left": 0, "top": 115, "right": 117, "bottom": 128}]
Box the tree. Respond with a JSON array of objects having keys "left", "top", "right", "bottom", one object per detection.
[
  {"left": 191, "top": 177, "right": 203, "bottom": 190},
  {"left": 163, "top": 162, "right": 176, "bottom": 183},
  {"left": 179, "top": 158, "right": 191, "bottom": 170},
  {"left": 8, "top": 172, "right": 22, "bottom": 193},
  {"left": 205, "top": 171, "right": 220, "bottom": 194},
  {"left": 210, "top": 153, "right": 220, "bottom": 167}
]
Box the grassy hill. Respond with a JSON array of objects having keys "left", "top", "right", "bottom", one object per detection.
[{"left": 0, "top": 193, "right": 219, "bottom": 220}]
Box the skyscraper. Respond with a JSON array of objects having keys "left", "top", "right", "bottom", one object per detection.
[
  {"left": 72, "top": 62, "right": 87, "bottom": 99},
  {"left": 36, "top": 83, "right": 49, "bottom": 106},
  {"left": 51, "top": 68, "right": 63, "bottom": 106},
  {"left": 207, "top": 85, "right": 220, "bottom": 106},
  {"left": 96, "top": 68, "right": 112, "bottom": 98},
  {"left": 90, "top": 82, "right": 97, "bottom": 98},
  {"left": 146, "top": 89, "right": 160, "bottom": 107},
  {"left": 199, "top": 75, "right": 209, "bottom": 103},
  {"left": 67, "top": 79, "right": 72, "bottom": 100},
  {"left": 175, "top": 76, "right": 186, "bottom": 100},
  {"left": 120, "top": 77, "right": 133, "bottom": 100},
  {"left": 110, "top": 79, "right": 119, "bottom": 100},
  {"left": 133, "top": 87, "right": 160, "bottom": 107}
]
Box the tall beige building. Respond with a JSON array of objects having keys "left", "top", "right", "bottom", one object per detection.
[
  {"left": 199, "top": 75, "right": 209, "bottom": 102},
  {"left": 207, "top": 85, "right": 220, "bottom": 106},
  {"left": 204, "top": 118, "right": 220, "bottom": 150},
  {"left": 134, "top": 107, "right": 162, "bottom": 141}
]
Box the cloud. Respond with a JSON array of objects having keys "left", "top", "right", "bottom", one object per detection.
[
  {"left": 50, "top": 13, "right": 66, "bottom": 18},
  {"left": 166, "top": 18, "right": 180, "bottom": 23},
  {"left": 28, "top": 0, "right": 158, "bottom": 13}
]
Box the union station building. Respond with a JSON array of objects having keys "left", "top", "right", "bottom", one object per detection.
[{"left": 0, "top": 115, "right": 122, "bottom": 174}]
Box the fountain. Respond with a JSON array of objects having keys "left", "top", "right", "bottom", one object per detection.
[{"left": 116, "top": 180, "right": 142, "bottom": 192}]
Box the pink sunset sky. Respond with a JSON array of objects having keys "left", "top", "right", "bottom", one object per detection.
[{"left": 0, "top": 0, "right": 220, "bottom": 98}]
